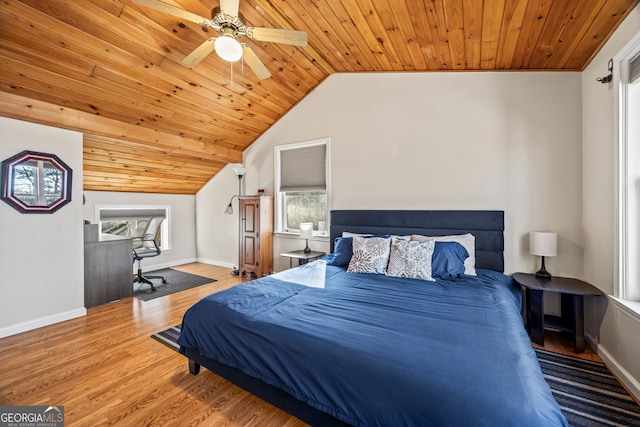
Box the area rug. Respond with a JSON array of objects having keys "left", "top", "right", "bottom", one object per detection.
[
  {"left": 151, "top": 324, "right": 182, "bottom": 350},
  {"left": 535, "top": 348, "right": 640, "bottom": 426},
  {"left": 134, "top": 268, "right": 216, "bottom": 301},
  {"left": 152, "top": 325, "right": 640, "bottom": 425}
]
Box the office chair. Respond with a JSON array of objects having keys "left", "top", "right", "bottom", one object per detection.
[{"left": 132, "top": 215, "right": 167, "bottom": 291}]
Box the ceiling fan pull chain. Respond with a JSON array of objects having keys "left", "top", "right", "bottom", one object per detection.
[{"left": 229, "top": 62, "right": 238, "bottom": 90}]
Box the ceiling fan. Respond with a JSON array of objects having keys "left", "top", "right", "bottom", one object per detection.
[{"left": 134, "top": 0, "right": 308, "bottom": 79}]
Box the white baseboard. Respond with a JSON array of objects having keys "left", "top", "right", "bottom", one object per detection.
[
  {"left": 196, "top": 257, "right": 235, "bottom": 269},
  {"left": 588, "top": 333, "right": 640, "bottom": 401},
  {"left": 0, "top": 308, "right": 87, "bottom": 339},
  {"left": 138, "top": 258, "right": 198, "bottom": 273},
  {"left": 585, "top": 331, "right": 598, "bottom": 352}
]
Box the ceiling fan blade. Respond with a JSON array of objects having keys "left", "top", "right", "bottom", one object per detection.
[
  {"left": 133, "top": 0, "right": 209, "bottom": 26},
  {"left": 247, "top": 27, "right": 308, "bottom": 46},
  {"left": 220, "top": 0, "right": 240, "bottom": 17},
  {"left": 241, "top": 45, "right": 271, "bottom": 80},
  {"left": 182, "top": 38, "right": 216, "bottom": 67}
]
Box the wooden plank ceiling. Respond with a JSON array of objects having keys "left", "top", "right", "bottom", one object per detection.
[{"left": 0, "top": 0, "right": 637, "bottom": 194}]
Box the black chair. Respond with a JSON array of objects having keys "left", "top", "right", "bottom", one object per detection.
[{"left": 132, "top": 215, "right": 167, "bottom": 291}]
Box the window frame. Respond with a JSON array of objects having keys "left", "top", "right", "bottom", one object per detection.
[
  {"left": 274, "top": 137, "right": 331, "bottom": 236},
  {"left": 0, "top": 150, "right": 73, "bottom": 214},
  {"left": 615, "top": 30, "right": 640, "bottom": 302},
  {"left": 95, "top": 205, "right": 171, "bottom": 251}
]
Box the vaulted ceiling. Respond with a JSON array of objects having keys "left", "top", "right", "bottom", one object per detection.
[{"left": 0, "top": 0, "right": 637, "bottom": 194}]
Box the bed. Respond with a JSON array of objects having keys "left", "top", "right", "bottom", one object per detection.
[{"left": 178, "top": 210, "right": 567, "bottom": 426}]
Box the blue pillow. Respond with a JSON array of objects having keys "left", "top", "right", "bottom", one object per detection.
[
  {"left": 328, "top": 237, "right": 353, "bottom": 267},
  {"left": 327, "top": 235, "right": 393, "bottom": 267},
  {"left": 432, "top": 241, "right": 468, "bottom": 278}
]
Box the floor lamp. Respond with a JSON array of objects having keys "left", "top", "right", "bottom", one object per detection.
[{"left": 224, "top": 165, "right": 245, "bottom": 276}]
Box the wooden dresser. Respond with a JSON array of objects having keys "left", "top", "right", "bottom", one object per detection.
[{"left": 239, "top": 195, "right": 273, "bottom": 277}]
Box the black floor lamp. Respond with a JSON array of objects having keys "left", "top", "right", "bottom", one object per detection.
[{"left": 224, "top": 165, "right": 245, "bottom": 276}]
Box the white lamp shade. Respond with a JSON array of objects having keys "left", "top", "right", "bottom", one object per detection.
[
  {"left": 215, "top": 36, "right": 243, "bottom": 62},
  {"left": 231, "top": 165, "right": 246, "bottom": 176},
  {"left": 299, "top": 222, "right": 314, "bottom": 239},
  {"left": 529, "top": 232, "right": 557, "bottom": 257}
]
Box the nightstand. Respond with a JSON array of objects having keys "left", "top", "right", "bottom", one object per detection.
[
  {"left": 513, "top": 273, "right": 603, "bottom": 353},
  {"left": 280, "top": 250, "right": 325, "bottom": 268}
]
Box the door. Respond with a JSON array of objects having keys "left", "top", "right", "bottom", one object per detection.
[{"left": 240, "top": 197, "right": 260, "bottom": 275}]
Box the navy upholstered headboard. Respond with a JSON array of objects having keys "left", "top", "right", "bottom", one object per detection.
[{"left": 329, "top": 210, "right": 505, "bottom": 272}]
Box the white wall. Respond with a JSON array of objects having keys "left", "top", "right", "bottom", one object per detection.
[
  {"left": 83, "top": 190, "right": 197, "bottom": 270},
  {"left": 197, "top": 71, "right": 584, "bottom": 279},
  {"left": 0, "top": 117, "right": 85, "bottom": 338},
  {"left": 195, "top": 164, "right": 244, "bottom": 268},
  {"left": 582, "top": 4, "right": 640, "bottom": 398}
]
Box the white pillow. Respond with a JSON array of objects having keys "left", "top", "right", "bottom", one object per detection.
[
  {"left": 411, "top": 233, "right": 476, "bottom": 276},
  {"left": 347, "top": 236, "right": 392, "bottom": 274},
  {"left": 342, "top": 231, "right": 372, "bottom": 237},
  {"left": 386, "top": 238, "right": 435, "bottom": 281},
  {"left": 342, "top": 231, "right": 410, "bottom": 240}
]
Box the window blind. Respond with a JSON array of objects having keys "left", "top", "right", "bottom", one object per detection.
[
  {"left": 279, "top": 144, "right": 327, "bottom": 192},
  {"left": 99, "top": 208, "right": 166, "bottom": 221},
  {"left": 630, "top": 53, "right": 640, "bottom": 83}
]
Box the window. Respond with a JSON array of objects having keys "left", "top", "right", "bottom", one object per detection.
[
  {"left": 616, "top": 31, "right": 640, "bottom": 302},
  {"left": 13, "top": 159, "right": 62, "bottom": 205},
  {"left": 0, "top": 150, "right": 72, "bottom": 213},
  {"left": 95, "top": 206, "right": 171, "bottom": 250},
  {"left": 274, "top": 138, "right": 330, "bottom": 235}
]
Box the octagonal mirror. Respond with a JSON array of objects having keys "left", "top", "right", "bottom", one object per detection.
[{"left": 1, "top": 150, "right": 73, "bottom": 214}]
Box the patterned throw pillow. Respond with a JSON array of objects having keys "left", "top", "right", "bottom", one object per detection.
[
  {"left": 347, "top": 236, "right": 392, "bottom": 274},
  {"left": 386, "top": 238, "right": 436, "bottom": 281}
]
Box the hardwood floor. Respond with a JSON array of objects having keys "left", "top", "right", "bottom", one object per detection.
[
  {"left": 0, "top": 263, "right": 601, "bottom": 426},
  {"left": 531, "top": 330, "right": 602, "bottom": 363},
  {"left": 0, "top": 264, "right": 304, "bottom": 427}
]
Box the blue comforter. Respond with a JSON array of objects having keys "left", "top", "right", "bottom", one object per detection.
[{"left": 178, "top": 262, "right": 567, "bottom": 426}]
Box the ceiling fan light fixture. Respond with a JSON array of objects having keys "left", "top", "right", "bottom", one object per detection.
[{"left": 215, "top": 35, "right": 243, "bottom": 62}]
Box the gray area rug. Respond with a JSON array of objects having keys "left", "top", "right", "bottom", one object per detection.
[
  {"left": 536, "top": 348, "right": 640, "bottom": 426},
  {"left": 134, "top": 268, "right": 216, "bottom": 301}
]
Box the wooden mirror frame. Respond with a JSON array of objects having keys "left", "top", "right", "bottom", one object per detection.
[{"left": 1, "top": 150, "right": 73, "bottom": 214}]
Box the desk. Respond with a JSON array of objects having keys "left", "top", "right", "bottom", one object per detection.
[
  {"left": 280, "top": 250, "right": 325, "bottom": 268},
  {"left": 84, "top": 225, "right": 133, "bottom": 308},
  {"left": 513, "top": 273, "right": 602, "bottom": 353}
]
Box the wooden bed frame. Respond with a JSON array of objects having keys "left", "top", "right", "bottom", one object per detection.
[{"left": 184, "top": 209, "right": 505, "bottom": 425}]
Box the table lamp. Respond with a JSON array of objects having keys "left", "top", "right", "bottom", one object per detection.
[
  {"left": 299, "top": 222, "right": 314, "bottom": 253},
  {"left": 529, "top": 232, "right": 557, "bottom": 278}
]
